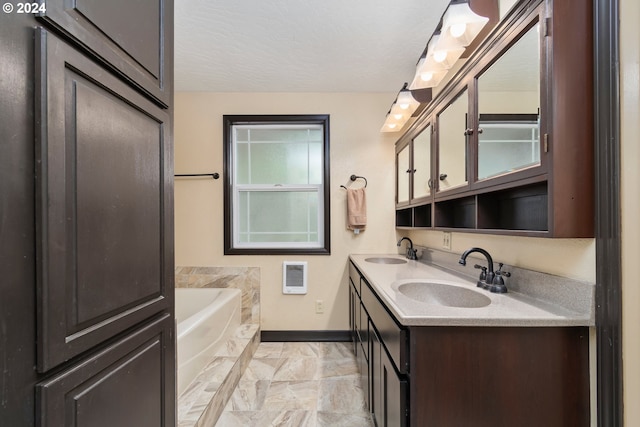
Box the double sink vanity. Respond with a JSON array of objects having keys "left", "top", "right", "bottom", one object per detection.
[{"left": 348, "top": 250, "right": 593, "bottom": 426}]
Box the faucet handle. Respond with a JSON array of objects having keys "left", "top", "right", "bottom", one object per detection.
[
  {"left": 495, "top": 263, "right": 511, "bottom": 277},
  {"left": 473, "top": 264, "right": 488, "bottom": 287}
]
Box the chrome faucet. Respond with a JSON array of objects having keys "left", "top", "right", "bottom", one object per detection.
[
  {"left": 397, "top": 237, "right": 418, "bottom": 260},
  {"left": 458, "top": 247, "right": 509, "bottom": 293}
]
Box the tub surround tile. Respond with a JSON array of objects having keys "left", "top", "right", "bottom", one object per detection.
[
  {"left": 226, "top": 380, "right": 270, "bottom": 411},
  {"left": 176, "top": 266, "right": 260, "bottom": 324},
  {"left": 241, "top": 358, "right": 282, "bottom": 381},
  {"left": 178, "top": 323, "right": 260, "bottom": 427}
]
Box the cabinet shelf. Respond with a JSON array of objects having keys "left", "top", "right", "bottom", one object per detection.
[{"left": 395, "top": 204, "right": 432, "bottom": 228}]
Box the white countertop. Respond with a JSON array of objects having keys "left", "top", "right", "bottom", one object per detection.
[{"left": 349, "top": 254, "right": 594, "bottom": 327}]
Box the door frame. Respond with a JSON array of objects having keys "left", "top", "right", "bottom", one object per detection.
[{"left": 594, "top": 0, "right": 623, "bottom": 425}]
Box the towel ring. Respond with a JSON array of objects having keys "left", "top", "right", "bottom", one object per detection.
[{"left": 340, "top": 174, "right": 367, "bottom": 189}]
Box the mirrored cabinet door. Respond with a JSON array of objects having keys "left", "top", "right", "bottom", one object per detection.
[
  {"left": 477, "top": 22, "right": 541, "bottom": 180},
  {"left": 437, "top": 89, "right": 469, "bottom": 192},
  {"left": 412, "top": 125, "right": 432, "bottom": 200},
  {"left": 396, "top": 143, "right": 410, "bottom": 205}
]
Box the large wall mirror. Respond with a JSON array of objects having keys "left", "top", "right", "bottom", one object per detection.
[
  {"left": 437, "top": 89, "right": 469, "bottom": 192},
  {"left": 476, "top": 22, "right": 541, "bottom": 180}
]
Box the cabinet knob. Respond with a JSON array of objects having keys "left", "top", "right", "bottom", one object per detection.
[
  {"left": 464, "top": 128, "right": 474, "bottom": 136},
  {"left": 428, "top": 178, "right": 434, "bottom": 189},
  {"left": 477, "top": 128, "right": 484, "bottom": 134},
  {"left": 439, "top": 173, "right": 448, "bottom": 181}
]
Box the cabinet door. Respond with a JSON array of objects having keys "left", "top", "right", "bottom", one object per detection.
[
  {"left": 35, "top": 29, "right": 174, "bottom": 372},
  {"left": 412, "top": 124, "right": 432, "bottom": 201},
  {"left": 39, "top": 0, "right": 173, "bottom": 106},
  {"left": 37, "top": 314, "right": 175, "bottom": 427},
  {"left": 396, "top": 143, "right": 410, "bottom": 206},
  {"left": 380, "top": 347, "right": 408, "bottom": 427},
  {"left": 372, "top": 327, "right": 408, "bottom": 427},
  {"left": 437, "top": 88, "right": 469, "bottom": 193},
  {"left": 371, "top": 327, "right": 383, "bottom": 427}
]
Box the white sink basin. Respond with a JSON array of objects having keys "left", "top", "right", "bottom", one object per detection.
[
  {"left": 396, "top": 281, "right": 491, "bottom": 308},
  {"left": 365, "top": 257, "right": 407, "bottom": 265}
]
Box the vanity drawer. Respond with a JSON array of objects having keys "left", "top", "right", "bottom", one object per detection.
[{"left": 360, "top": 278, "right": 408, "bottom": 374}]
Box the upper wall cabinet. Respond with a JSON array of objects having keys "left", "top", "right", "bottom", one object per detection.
[
  {"left": 396, "top": 0, "right": 593, "bottom": 238},
  {"left": 38, "top": 0, "right": 173, "bottom": 106}
]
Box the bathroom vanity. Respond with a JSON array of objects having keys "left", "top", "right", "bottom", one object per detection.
[{"left": 348, "top": 254, "right": 592, "bottom": 427}]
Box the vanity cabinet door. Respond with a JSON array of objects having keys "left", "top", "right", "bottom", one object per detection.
[
  {"left": 37, "top": 314, "right": 175, "bottom": 427},
  {"left": 35, "top": 30, "right": 173, "bottom": 372},
  {"left": 39, "top": 0, "right": 173, "bottom": 106},
  {"left": 371, "top": 327, "right": 407, "bottom": 427}
]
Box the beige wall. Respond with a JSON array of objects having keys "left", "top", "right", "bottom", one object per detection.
[
  {"left": 621, "top": 0, "right": 640, "bottom": 423},
  {"left": 174, "top": 92, "right": 399, "bottom": 330}
]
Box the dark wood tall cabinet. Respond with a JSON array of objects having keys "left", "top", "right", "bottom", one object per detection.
[{"left": 0, "top": 1, "right": 175, "bottom": 425}]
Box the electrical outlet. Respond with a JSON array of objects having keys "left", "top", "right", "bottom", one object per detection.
[
  {"left": 442, "top": 232, "right": 452, "bottom": 250},
  {"left": 315, "top": 300, "right": 324, "bottom": 314}
]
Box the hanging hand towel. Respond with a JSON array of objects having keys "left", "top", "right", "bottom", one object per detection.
[{"left": 347, "top": 188, "right": 367, "bottom": 231}]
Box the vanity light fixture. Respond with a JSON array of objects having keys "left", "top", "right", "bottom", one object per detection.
[
  {"left": 435, "top": 1, "right": 490, "bottom": 51},
  {"left": 381, "top": 84, "right": 419, "bottom": 133},
  {"left": 382, "top": 0, "right": 492, "bottom": 131},
  {"left": 409, "top": 35, "right": 465, "bottom": 90}
]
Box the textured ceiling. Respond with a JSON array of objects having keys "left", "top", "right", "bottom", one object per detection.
[{"left": 174, "top": 0, "right": 451, "bottom": 92}]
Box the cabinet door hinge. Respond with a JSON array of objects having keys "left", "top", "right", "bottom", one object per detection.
[{"left": 544, "top": 133, "right": 550, "bottom": 153}]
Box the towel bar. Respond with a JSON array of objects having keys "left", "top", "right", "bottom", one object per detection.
[{"left": 340, "top": 174, "right": 367, "bottom": 189}]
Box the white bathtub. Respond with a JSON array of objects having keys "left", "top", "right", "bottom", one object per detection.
[{"left": 176, "top": 288, "right": 242, "bottom": 395}]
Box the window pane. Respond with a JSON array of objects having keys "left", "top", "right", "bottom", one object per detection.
[
  {"left": 249, "top": 142, "right": 310, "bottom": 184},
  {"left": 237, "top": 190, "right": 321, "bottom": 244},
  {"left": 235, "top": 127, "right": 323, "bottom": 185}
]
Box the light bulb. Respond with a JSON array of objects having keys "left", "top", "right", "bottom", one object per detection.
[
  {"left": 433, "top": 50, "right": 447, "bottom": 63},
  {"left": 399, "top": 103, "right": 410, "bottom": 110},
  {"left": 421, "top": 72, "right": 433, "bottom": 82},
  {"left": 393, "top": 113, "right": 404, "bottom": 120},
  {"left": 450, "top": 23, "right": 467, "bottom": 38},
  {"left": 388, "top": 123, "right": 397, "bottom": 129}
]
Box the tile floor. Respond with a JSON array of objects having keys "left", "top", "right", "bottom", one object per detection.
[{"left": 216, "top": 342, "right": 374, "bottom": 427}]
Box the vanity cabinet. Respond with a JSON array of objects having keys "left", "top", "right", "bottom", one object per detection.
[
  {"left": 348, "top": 260, "right": 590, "bottom": 426},
  {"left": 395, "top": 0, "right": 593, "bottom": 238}
]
